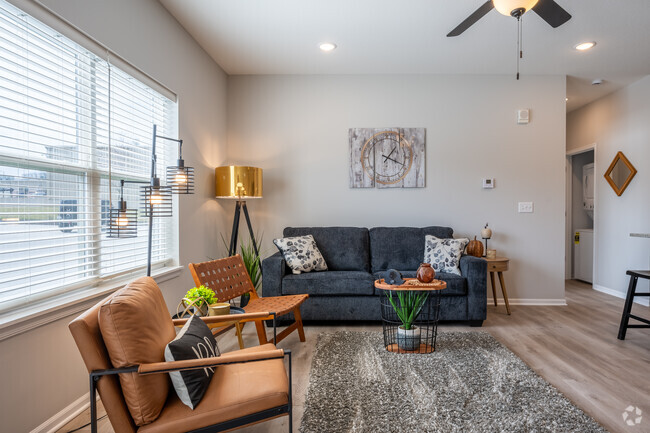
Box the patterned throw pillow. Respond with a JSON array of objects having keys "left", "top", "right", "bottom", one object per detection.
[
  {"left": 423, "top": 235, "right": 469, "bottom": 276},
  {"left": 273, "top": 234, "right": 328, "bottom": 274},
  {"left": 165, "top": 315, "right": 220, "bottom": 409}
]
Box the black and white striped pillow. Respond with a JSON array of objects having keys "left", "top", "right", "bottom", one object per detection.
[{"left": 164, "top": 315, "right": 220, "bottom": 409}]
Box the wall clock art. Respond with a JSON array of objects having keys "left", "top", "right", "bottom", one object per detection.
[{"left": 349, "top": 128, "right": 425, "bottom": 188}]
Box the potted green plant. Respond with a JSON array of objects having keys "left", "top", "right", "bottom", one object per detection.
[
  {"left": 388, "top": 290, "right": 429, "bottom": 351},
  {"left": 183, "top": 285, "right": 229, "bottom": 316},
  {"left": 220, "top": 234, "right": 263, "bottom": 307},
  {"left": 238, "top": 237, "right": 262, "bottom": 307}
]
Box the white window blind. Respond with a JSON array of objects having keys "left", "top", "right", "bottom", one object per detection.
[{"left": 0, "top": 0, "right": 178, "bottom": 311}]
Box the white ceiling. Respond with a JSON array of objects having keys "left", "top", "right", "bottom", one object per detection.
[{"left": 158, "top": 0, "right": 650, "bottom": 111}]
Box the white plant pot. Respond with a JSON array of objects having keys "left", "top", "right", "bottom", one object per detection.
[{"left": 397, "top": 325, "right": 421, "bottom": 351}]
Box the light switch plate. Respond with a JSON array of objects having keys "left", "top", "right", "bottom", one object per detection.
[
  {"left": 518, "top": 202, "right": 533, "bottom": 213},
  {"left": 482, "top": 178, "right": 494, "bottom": 189}
]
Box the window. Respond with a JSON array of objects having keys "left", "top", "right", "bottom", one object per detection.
[{"left": 0, "top": 0, "right": 178, "bottom": 312}]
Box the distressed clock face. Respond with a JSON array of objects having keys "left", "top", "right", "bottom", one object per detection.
[{"left": 361, "top": 131, "right": 413, "bottom": 184}]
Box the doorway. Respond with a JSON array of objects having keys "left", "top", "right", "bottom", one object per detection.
[{"left": 566, "top": 144, "right": 596, "bottom": 284}]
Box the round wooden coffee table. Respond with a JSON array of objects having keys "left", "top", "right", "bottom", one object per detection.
[{"left": 375, "top": 278, "right": 447, "bottom": 354}]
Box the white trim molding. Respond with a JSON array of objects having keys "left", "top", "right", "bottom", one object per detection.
[
  {"left": 487, "top": 298, "right": 568, "bottom": 306},
  {"left": 30, "top": 393, "right": 92, "bottom": 433},
  {"left": 593, "top": 284, "right": 650, "bottom": 307}
]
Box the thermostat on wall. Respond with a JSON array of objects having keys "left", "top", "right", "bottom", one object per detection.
[
  {"left": 482, "top": 178, "right": 495, "bottom": 189},
  {"left": 517, "top": 109, "right": 530, "bottom": 124}
]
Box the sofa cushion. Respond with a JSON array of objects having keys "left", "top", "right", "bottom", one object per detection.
[
  {"left": 372, "top": 271, "right": 467, "bottom": 296},
  {"left": 283, "top": 227, "right": 370, "bottom": 272},
  {"left": 98, "top": 277, "right": 176, "bottom": 426},
  {"left": 369, "top": 226, "right": 454, "bottom": 272},
  {"left": 273, "top": 234, "right": 328, "bottom": 274},
  {"left": 282, "top": 271, "right": 375, "bottom": 296}
]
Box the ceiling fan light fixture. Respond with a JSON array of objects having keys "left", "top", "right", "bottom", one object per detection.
[{"left": 493, "top": 0, "right": 539, "bottom": 17}]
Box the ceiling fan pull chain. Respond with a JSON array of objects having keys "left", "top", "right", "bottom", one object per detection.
[
  {"left": 520, "top": 15, "right": 524, "bottom": 59},
  {"left": 516, "top": 16, "right": 521, "bottom": 80}
]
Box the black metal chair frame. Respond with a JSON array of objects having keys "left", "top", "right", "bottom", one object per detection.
[
  {"left": 88, "top": 350, "right": 292, "bottom": 433},
  {"left": 617, "top": 270, "right": 650, "bottom": 340}
]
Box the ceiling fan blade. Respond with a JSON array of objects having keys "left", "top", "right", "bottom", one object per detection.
[
  {"left": 532, "top": 0, "right": 572, "bottom": 28},
  {"left": 447, "top": 1, "right": 494, "bottom": 37}
]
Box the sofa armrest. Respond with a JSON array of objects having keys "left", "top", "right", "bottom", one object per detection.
[
  {"left": 261, "top": 251, "right": 287, "bottom": 297},
  {"left": 460, "top": 255, "right": 487, "bottom": 321}
]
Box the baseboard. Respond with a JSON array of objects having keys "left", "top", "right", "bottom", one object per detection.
[
  {"left": 487, "top": 298, "right": 567, "bottom": 306},
  {"left": 593, "top": 284, "right": 650, "bottom": 307},
  {"left": 30, "top": 393, "right": 91, "bottom": 433}
]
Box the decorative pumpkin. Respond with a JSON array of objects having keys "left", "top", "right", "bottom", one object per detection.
[{"left": 466, "top": 236, "right": 484, "bottom": 258}]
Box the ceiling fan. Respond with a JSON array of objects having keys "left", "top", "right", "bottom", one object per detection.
[{"left": 447, "top": 0, "right": 572, "bottom": 37}]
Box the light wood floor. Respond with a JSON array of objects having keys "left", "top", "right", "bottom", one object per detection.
[{"left": 59, "top": 280, "right": 650, "bottom": 433}]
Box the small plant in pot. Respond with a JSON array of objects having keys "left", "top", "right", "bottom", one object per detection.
[
  {"left": 183, "top": 286, "right": 229, "bottom": 316},
  {"left": 388, "top": 290, "right": 429, "bottom": 351}
]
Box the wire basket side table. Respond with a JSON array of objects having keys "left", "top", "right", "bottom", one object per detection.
[{"left": 375, "top": 278, "right": 446, "bottom": 354}]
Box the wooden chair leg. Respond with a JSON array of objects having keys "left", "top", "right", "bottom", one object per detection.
[
  {"left": 293, "top": 307, "right": 306, "bottom": 342},
  {"left": 618, "top": 275, "right": 638, "bottom": 340},
  {"left": 234, "top": 323, "right": 245, "bottom": 350},
  {"left": 254, "top": 320, "right": 268, "bottom": 345}
]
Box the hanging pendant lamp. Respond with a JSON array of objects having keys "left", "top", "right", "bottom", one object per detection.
[{"left": 108, "top": 179, "right": 138, "bottom": 238}]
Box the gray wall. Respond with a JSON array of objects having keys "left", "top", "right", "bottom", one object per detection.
[
  {"left": 228, "top": 74, "right": 567, "bottom": 304},
  {"left": 567, "top": 75, "right": 650, "bottom": 299},
  {"left": 0, "top": 0, "right": 229, "bottom": 431}
]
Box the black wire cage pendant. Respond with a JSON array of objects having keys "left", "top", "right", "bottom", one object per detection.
[
  {"left": 108, "top": 200, "right": 138, "bottom": 238},
  {"left": 166, "top": 140, "right": 194, "bottom": 194},
  {"left": 108, "top": 180, "right": 138, "bottom": 238},
  {"left": 141, "top": 176, "right": 173, "bottom": 217}
]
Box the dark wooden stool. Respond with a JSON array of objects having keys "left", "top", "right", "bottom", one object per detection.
[{"left": 617, "top": 270, "right": 650, "bottom": 340}]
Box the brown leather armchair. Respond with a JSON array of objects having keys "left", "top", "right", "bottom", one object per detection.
[{"left": 69, "top": 276, "right": 292, "bottom": 433}]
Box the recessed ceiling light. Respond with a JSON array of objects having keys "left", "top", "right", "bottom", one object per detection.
[
  {"left": 565, "top": 98, "right": 569, "bottom": 101},
  {"left": 574, "top": 41, "right": 596, "bottom": 51},
  {"left": 319, "top": 42, "right": 337, "bottom": 52}
]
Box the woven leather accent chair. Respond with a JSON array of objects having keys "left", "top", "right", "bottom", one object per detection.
[
  {"left": 189, "top": 255, "right": 308, "bottom": 346},
  {"left": 69, "top": 276, "right": 292, "bottom": 433}
]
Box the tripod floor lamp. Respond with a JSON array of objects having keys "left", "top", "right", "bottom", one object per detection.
[{"left": 215, "top": 166, "right": 262, "bottom": 258}]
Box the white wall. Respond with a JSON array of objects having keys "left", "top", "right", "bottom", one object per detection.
[
  {"left": 0, "top": 0, "right": 229, "bottom": 431},
  {"left": 228, "top": 74, "right": 567, "bottom": 303},
  {"left": 567, "top": 75, "right": 650, "bottom": 300}
]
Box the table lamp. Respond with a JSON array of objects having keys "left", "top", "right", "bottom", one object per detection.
[{"left": 215, "top": 165, "right": 263, "bottom": 258}]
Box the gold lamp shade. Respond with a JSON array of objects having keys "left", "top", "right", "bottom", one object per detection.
[{"left": 215, "top": 166, "right": 263, "bottom": 199}]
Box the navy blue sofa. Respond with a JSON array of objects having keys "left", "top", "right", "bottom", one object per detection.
[{"left": 262, "top": 226, "right": 487, "bottom": 326}]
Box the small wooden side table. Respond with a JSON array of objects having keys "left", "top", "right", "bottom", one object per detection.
[{"left": 485, "top": 257, "right": 511, "bottom": 315}]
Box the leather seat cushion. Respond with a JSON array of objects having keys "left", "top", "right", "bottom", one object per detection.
[
  {"left": 99, "top": 277, "right": 177, "bottom": 426},
  {"left": 373, "top": 271, "right": 468, "bottom": 296},
  {"left": 139, "top": 344, "right": 289, "bottom": 433},
  {"left": 282, "top": 271, "right": 375, "bottom": 296}
]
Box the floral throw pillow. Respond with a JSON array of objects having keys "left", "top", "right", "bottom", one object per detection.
[
  {"left": 423, "top": 235, "right": 469, "bottom": 276},
  {"left": 273, "top": 234, "right": 328, "bottom": 274}
]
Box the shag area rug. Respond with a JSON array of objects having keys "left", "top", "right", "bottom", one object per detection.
[{"left": 300, "top": 331, "right": 607, "bottom": 433}]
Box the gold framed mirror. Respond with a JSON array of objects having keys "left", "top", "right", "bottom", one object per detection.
[{"left": 604, "top": 151, "right": 637, "bottom": 196}]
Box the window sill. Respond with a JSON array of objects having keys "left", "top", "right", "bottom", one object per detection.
[{"left": 0, "top": 266, "right": 183, "bottom": 342}]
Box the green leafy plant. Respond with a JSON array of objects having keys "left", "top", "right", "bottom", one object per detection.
[
  {"left": 219, "top": 233, "right": 263, "bottom": 294},
  {"left": 239, "top": 237, "right": 262, "bottom": 291},
  {"left": 388, "top": 291, "right": 428, "bottom": 330},
  {"left": 185, "top": 285, "right": 217, "bottom": 307}
]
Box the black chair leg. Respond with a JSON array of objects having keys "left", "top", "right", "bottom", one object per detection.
[{"left": 618, "top": 275, "right": 638, "bottom": 340}]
